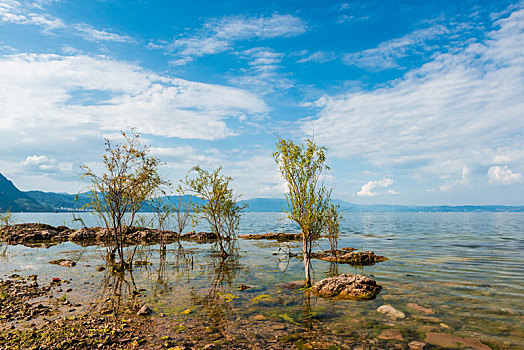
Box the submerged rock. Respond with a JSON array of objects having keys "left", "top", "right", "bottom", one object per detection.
[
  {"left": 49, "top": 259, "right": 76, "bottom": 267},
  {"left": 311, "top": 274, "right": 382, "bottom": 300},
  {"left": 408, "top": 302, "right": 434, "bottom": 314},
  {"left": 408, "top": 341, "right": 427, "bottom": 350},
  {"left": 378, "top": 329, "right": 403, "bottom": 340},
  {"left": 425, "top": 332, "right": 491, "bottom": 350},
  {"left": 377, "top": 304, "right": 406, "bottom": 319}
]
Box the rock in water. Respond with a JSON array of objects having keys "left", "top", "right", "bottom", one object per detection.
[
  {"left": 49, "top": 259, "right": 76, "bottom": 267},
  {"left": 137, "top": 305, "right": 152, "bottom": 316},
  {"left": 311, "top": 274, "right": 382, "bottom": 300},
  {"left": 377, "top": 304, "right": 406, "bottom": 319}
]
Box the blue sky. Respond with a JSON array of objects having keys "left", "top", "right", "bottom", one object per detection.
[{"left": 0, "top": 0, "right": 523, "bottom": 205}]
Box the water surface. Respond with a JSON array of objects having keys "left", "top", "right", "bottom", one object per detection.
[{"left": 1, "top": 212, "right": 523, "bottom": 348}]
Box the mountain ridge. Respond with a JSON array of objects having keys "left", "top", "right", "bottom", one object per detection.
[{"left": 1, "top": 172, "right": 523, "bottom": 212}]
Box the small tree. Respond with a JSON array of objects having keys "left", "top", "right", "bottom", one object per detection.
[
  {"left": 0, "top": 208, "right": 14, "bottom": 229},
  {"left": 81, "top": 129, "right": 163, "bottom": 271},
  {"left": 274, "top": 138, "right": 332, "bottom": 287},
  {"left": 184, "top": 166, "right": 244, "bottom": 258},
  {"left": 173, "top": 186, "right": 192, "bottom": 248},
  {"left": 326, "top": 203, "right": 342, "bottom": 256}
]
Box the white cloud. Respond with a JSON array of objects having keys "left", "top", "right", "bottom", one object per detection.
[
  {"left": 342, "top": 25, "right": 449, "bottom": 70},
  {"left": 0, "top": 1, "right": 136, "bottom": 44},
  {"left": 0, "top": 0, "right": 65, "bottom": 31},
  {"left": 161, "top": 14, "right": 307, "bottom": 62},
  {"left": 0, "top": 53, "right": 267, "bottom": 145},
  {"left": 488, "top": 165, "right": 523, "bottom": 185},
  {"left": 74, "top": 24, "right": 136, "bottom": 43},
  {"left": 297, "top": 51, "right": 337, "bottom": 64},
  {"left": 19, "top": 155, "right": 59, "bottom": 173},
  {"left": 230, "top": 47, "right": 293, "bottom": 93},
  {"left": 357, "top": 177, "right": 394, "bottom": 196},
  {"left": 305, "top": 7, "right": 524, "bottom": 185}
]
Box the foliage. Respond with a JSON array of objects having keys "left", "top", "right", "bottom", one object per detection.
[
  {"left": 0, "top": 209, "right": 14, "bottom": 229},
  {"left": 326, "top": 203, "right": 342, "bottom": 256},
  {"left": 173, "top": 186, "right": 192, "bottom": 248},
  {"left": 80, "top": 129, "right": 164, "bottom": 271},
  {"left": 273, "top": 138, "right": 332, "bottom": 286},
  {"left": 184, "top": 166, "right": 245, "bottom": 258}
]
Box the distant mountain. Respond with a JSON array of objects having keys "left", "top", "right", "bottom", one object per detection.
[
  {"left": 1, "top": 172, "right": 523, "bottom": 213},
  {"left": 25, "top": 191, "right": 91, "bottom": 211},
  {"left": 239, "top": 198, "right": 288, "bottom": 212},
  {"left": 237, "top": 198, "right": 524, "bottom": 213},
  {"left": 0, "top": 173, "right": 51, "bottom": 212}
]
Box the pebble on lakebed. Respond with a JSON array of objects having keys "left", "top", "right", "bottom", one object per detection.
[{"left": 311, "top": 274, "right": 382, "bottom": 300}]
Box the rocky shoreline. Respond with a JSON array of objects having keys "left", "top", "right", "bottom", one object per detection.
[{"left": 0, "top": 223, "right": 220, "bottom": 247}]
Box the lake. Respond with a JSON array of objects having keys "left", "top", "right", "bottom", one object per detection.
[{"left": 1, "top": 212, "right": 523, "bottom": 349}]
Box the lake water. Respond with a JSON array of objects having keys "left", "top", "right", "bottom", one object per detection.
[{"left": 1, "top": 212, "right": 523, "bottom": 348}]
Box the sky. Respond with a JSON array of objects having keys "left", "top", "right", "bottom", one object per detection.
[{"left": 0, "top": 0, "right": 523, "bottom": 205}]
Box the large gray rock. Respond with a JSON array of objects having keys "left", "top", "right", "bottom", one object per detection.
[{"left": 311, "top": 274, "right": 382, "bottom": 300}]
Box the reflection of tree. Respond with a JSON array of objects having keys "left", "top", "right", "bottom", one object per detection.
[
  {"left": 0, "top": 244, "right": 8, "bottom": 263},
  {"left": 301, "top": 291, "right": 314, "bottom": 331},
  {"left": 327, "top": 262, "right": 339, "bottom": 277},
  {"left": 90, "top": 270, "right": 139, "bottom": 315},
  {"left": 150, "top": 247, "right": 193, "bottom": 298},
  {"left": 190, "top": 254, "right": 241, "bottom": 330}
]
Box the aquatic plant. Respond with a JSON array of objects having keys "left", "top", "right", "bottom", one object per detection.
[
  {"left": 184, "top": 166, "right": 245, "bottom": 258},
  {"left": 80, "top": 128, "right": 165, "bottom": 271},
  {"left": 326, "top": 203, "right": 342, "bottom": 256},
  {"left": 274, "top": 138, "right": 333, "bottom": 287},
  {"left": 0, "top": 208, "right": 14, "bottom": 229}
]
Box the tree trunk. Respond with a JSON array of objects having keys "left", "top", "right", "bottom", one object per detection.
[
  {"left": 303, "top": 235, "right": 311, "bottom": 287},
  {"left": 303, "top": 252, "right": 311, "bottom": 287}
]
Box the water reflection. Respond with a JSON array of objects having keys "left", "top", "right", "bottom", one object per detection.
[
  {"left": 91, "top": 270, "right": 139, "bottom": 315},
  {"left": 190, "top": 253, "right": 241, "bottom": 330}
]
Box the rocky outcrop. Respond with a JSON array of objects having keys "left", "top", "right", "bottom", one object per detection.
[
  {"left": 311, "top": 274, "right": 382, "bottom": 300},
  {"left": 0, "top": 223, "right": 181, "bottom": 246},
  {"left": 180, "top": 231, "right": 218, "bottom": 240},
  {"left": 0, "top": 223, "right": 72, "bottom": 244},
  {"left": 238, "top": 232, "right": 301, "bottom": 242},
  {"left": 311, "top": 250, "right": 387, "bottom": 266}
]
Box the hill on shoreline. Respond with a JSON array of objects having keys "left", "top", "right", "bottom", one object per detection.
[{"left": 1, "top": 172, "right": 523, "bottom": 213}]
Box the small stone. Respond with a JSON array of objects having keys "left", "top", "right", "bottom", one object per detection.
[
  {"left": 29, "top": 281, "right": 38, "bottom": 288},
  {"left": 252, "top": 314, "right": 267, "bottom": 321},
  {"left": 237, "top": 283, "right": 250, "bottom": 291},
  {"left": 377, "top": 304, "right": 405, "bottom": 319},
  {"left": 378, "top": 329, "right": 403, "bottom": 340},
  {"left": 408, "top": 341, "right": 426, "bottom": 350},
  {"left": 408, "top": 303, "right": 434, "bottom": 314},
  {"left": 137, "top": 305, "right": 152, "bottom": 316},
  {"left": 440, "top": 323, "right": 450, "bottom": 329}
]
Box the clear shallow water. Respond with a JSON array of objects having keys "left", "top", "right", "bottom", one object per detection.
[{"left": 1, "top": 212, "right": 523, "bottom": 348}]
